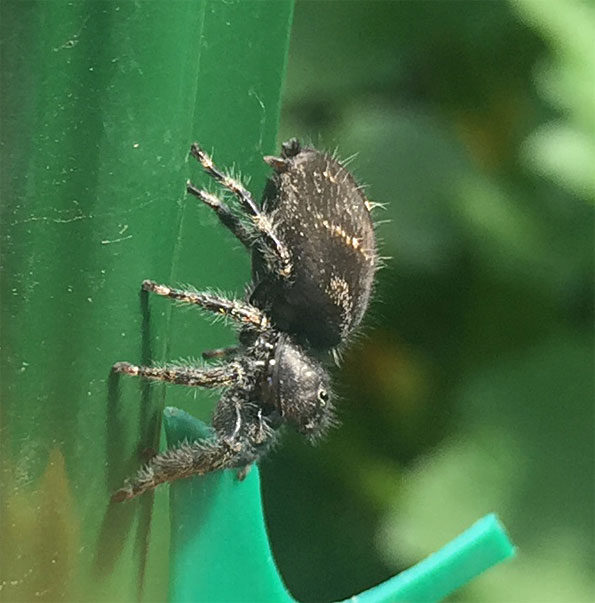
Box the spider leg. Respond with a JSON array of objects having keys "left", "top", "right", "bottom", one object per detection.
[
  {"left": 112, "top": 437, "right": 241, "bottom": 501},
  {"left": 112, "top": 361, "right": 243, "bottom": 388},
  {"left": 202, "top": 345, "right": 240, "bottom": 360},
  {"left": 142, "top": 280, "right": 268, "bottom": 328},
  {"left": 190, "top": 143, "right": 261, "bottom": 215},
  {"left": 236, "top": 465, "right": 252, "bottom": 481},
  {"left": 190, "top": 143, "right": 292, "bottom": 279},
  {"left": 186, "top": 182, "right": 253, "bottom": 248},
  {"left": 112, "top": 392, "right": 276, "bottom": 502}
]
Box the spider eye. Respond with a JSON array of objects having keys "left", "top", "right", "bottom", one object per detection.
[{"left": 318, "top": 389, "right": 329, "bottom": 404}]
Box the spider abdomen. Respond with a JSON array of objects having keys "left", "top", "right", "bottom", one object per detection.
[{"left": 251, "top": 144, "right": 377, "bottom": 350}]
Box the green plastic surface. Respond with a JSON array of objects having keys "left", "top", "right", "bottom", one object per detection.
[
  {"left": 353, "top": 515, "right": 516, "bottom": 603},
  {"left": 164, "top": 409, "right": 516, "bottom": 603},
  {"left": 165, "top": 408, "right": 294, "bottom": 603},
  {"left": 1, "top": 0, "right": 293, "bottom": 599}
]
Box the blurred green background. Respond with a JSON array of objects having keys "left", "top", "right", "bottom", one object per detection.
[{"left": 262, "top": 1, "right": 595, "bottom": 602}]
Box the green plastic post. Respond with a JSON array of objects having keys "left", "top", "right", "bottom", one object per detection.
[
  {"left": 352, "top": 515, "right": 516, "bottom": 603},
  {"left": 164, "top": 408, "right": 516, "bottom": 602},
  {"left": 165, "top": 408, "right": 294, "bottom": 603}
]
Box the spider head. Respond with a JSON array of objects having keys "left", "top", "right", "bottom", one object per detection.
[{"left": 272, "top": 338, "right": 335, "bottom": 442}]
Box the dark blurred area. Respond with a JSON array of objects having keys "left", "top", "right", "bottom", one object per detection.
[{"left": 260, "top": 1, "right": 595, "bottom": 601}]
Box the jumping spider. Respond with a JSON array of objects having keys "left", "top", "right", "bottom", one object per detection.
[{"left": 112, "top": 138, "right": 378, "bottom": 501}]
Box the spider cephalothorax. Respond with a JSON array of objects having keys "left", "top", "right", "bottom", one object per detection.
[{"left": 112, "top": 138, "right": 377, "bottom": 501}]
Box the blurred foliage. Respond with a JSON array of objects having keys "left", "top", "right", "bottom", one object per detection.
[
  {"left": 260, "top": 1, "right": 595, "bottom": 602},
  {"left": 514, "top": 0, "right": 595, "bottom": 201}
]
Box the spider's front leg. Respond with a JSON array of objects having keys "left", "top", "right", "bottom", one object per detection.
[
  {"left": 112, "top": 438, "right": 236, "bottom": 501},
  {"left": 112, "top": 390, "right": 276, "bottom": 501}
]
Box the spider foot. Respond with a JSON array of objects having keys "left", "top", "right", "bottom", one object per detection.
[{"left": 112, "top": 361, "right": 139, "bottom": 376}]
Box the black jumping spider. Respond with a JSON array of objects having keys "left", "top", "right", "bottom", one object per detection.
[{"left": 112, "top": 138, "right": 378, "bottom": 501}]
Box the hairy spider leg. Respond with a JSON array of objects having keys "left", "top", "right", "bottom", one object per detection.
[
  {"left": 202, "top": 345, "right": 240, "bottom": 360},
  {"left": 190, "top": 143, "right": 292, "bottom": 278},
  {"left": 112, "top": 438, "right": 239, "bottom": 501},
  {"left": 190, "top": 143, "right": 260, "bottom": 215},
  {"left": 112, "top": 390, "right": 275, "bottom": 501},
  {"left": 186, "top": 182, "right": 253, "bottom": 248},
  {"left": 112, "top": 361, "right": 243, "bottom": 388},
  {"left": 142, "top": 280, "right": 268, "bottom": 329}
]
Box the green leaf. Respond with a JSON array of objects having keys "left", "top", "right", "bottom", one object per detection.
[{"left": 0, "top": 0, "right": 293, "bottom": 600}]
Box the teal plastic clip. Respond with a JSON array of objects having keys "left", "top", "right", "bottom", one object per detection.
[{"left": 165, "top": 407, "right": 515, "bottom": 602}]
